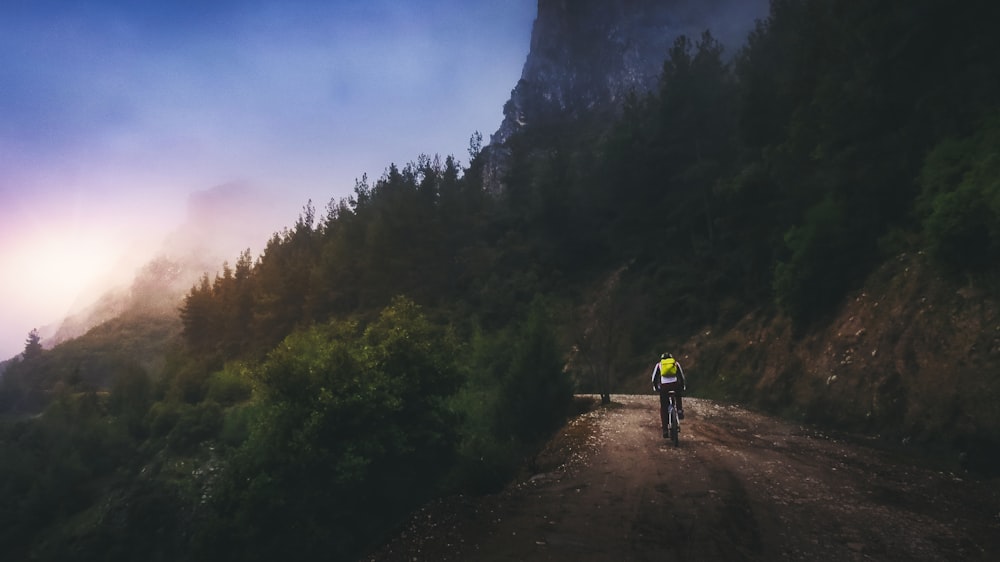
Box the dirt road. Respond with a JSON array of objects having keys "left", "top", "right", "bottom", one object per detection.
[{"left": 368, "top": 395, "right": 1000, "bottom": 561}]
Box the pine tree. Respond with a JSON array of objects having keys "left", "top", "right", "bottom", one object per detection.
[{"left": 23, "top": 328, "right": 43, "bottom": 360}]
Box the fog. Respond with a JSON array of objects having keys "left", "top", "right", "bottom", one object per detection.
[
  {"left": 0, "top": 0, "right": 537, "bottom": 360},
  {"left": 0, "top": 0, "right": 772, "bottom": 360}
]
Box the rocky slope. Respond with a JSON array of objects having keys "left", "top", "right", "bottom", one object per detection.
[{"left": 676, "top": 252, "right": 1000, "bottom": 474}]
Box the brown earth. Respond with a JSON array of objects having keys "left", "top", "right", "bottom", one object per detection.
[
  {"left": 366, "top": 395, "right": 1000, "bottom": 561},
  {"left": 673, "top": 252, "right": 1000, "bottom": 472}
]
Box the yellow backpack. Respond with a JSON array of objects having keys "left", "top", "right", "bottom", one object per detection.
[{"left": 660, "top": 357, "right": 677, "bottom": 376}]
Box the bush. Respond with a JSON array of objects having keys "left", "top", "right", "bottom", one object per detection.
[
  {"left": 108, "top": 363, "right": 153, "bottom": 438},
  {"left": 773, "top": 195, "right": 860, "bottom": 326},
  {"left": 919, "top": 122, "right": 1000, "bottom": 272},
  {"left": 201, "top": 297, "right": 464, "bottom": 561},
  {"left": 206, "top": 363, "right": 253, "bottom": 406},
  {"left": 493, "top": 300, "right": 574, "bottom": 442},
  {"left": 168, "top": 361, "right": 212, "bottom": 404},
  {"left": 166, "top": 401, "right": 223, "bottom": 452},
  {"left": 219, "top": 402, "right": 258, "bottom": 447},
  {"left": 146, "top": 401, "right": 181, "bottom": 439},
  {"left": 0, "top": 399, "right": 135, "bottom": 557},
  {"left": 450, "top": 298, "right": 575, "bottom": 492}
]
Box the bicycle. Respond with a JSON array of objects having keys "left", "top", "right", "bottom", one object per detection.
[
  {"left": 654, "top": 385, "right": 682, "bottom": 446},
  {"left": 665, "top": 391, "right": 680, "bottom": 447}
]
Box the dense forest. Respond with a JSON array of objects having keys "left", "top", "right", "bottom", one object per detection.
[{"left": 2, "top": 0, "right": 999, "bottom": 559}]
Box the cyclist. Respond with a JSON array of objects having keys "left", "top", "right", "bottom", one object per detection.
[{"left": 651, "top": 352, "right": 686, "bottom": 437}]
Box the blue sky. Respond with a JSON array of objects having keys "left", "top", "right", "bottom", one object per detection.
[{"left": 0, "top": 0, "right": 536, "bottom": 359}]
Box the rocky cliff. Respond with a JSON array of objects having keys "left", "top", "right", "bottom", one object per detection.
[{"left": 484, "top": 0, "right": 768, "bottom": 191}]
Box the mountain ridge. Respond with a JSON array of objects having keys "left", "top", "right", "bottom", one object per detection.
[{"left": 490, "top": 0, "right": 767, "bottom": 147}]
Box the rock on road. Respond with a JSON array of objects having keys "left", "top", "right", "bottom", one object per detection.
[{"left": 368, "top": 395, "right": 1000, "bottom": 561}]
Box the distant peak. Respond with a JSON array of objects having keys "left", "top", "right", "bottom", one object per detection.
[
  {"left": 493, "top": 0, "right": 767, "bottom": 146},
  {"left": 482, "top": 0, "right": 766, "bottom": 193}
]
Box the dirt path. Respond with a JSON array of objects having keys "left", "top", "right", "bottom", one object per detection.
[{"left": 367, "top": 395, "right": 1000, "bottom": 561}]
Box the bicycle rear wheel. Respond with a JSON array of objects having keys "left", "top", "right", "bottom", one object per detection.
[{"left": 669, "top": 407, "right": 679, "bottom": 447}]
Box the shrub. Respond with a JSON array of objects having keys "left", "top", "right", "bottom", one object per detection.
[
  {"left": 206, "top": 363, "right": 253, "bottom": 406},
  {"left": 450, "top": 298, "right": 575, "bottom": 492},
  {"left": 166, "top": 401, "right": 223, "bottom": 452},
  {"left": 219, "top": 402, "right": 258, "bottom": 447},
  {"left": 202, "top": 297, "right": 463, "bottom": 561},
  {"left": 773, "top": 195, "right": 859, "bottom": 326},
  {"left": 108, "top": 363, "right": 153, "bottom": 438},
  {"left": 146, "top": 401, "right": 181, "bottom": 439},
  {"left": 919, "top": 128, "right": 1000, "bottom": 272}
]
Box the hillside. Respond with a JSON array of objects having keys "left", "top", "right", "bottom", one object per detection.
[
  {"left": 40, "top": 182, "right": 284, "bottom": 350},
  {"left": 2, "top": 0, "right": 1000, "bottom": 559},
  {"left": 669, "top": 252, "right": 1000, "bottom": 474}
]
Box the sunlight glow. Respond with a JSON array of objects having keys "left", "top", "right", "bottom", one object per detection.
[{"left": 0, "top": 223, "right": 132, "bottom": 349}]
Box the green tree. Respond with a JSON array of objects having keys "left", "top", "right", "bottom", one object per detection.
[
  {"left": 574, "top": 267, "right": 633, "bottom": 404},
  {"left": 773, "top": 195, "right": 858, "bottom": 325},
  {"left": 23, "top": 329, "right": 43, "bottom": 361},
  {"left": 179, "top": 274, "right": 216, "bottom": 356},
  {"left": 204, "top": 297, "right": 462, "bottom": 561},
  {"left": 108, "top": 363, "right": 153, "bottom": 438},
  {"left": 493, "top": 298, "right": 574, "bottom": 442},
  {"left": 919, "top": 115, "right": 1000, "bottom": 272}
]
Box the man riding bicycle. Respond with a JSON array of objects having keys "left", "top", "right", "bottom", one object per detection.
[{"left": 651, "top": 352, "right": 686, "bottom": 438}]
